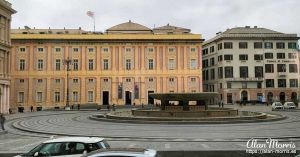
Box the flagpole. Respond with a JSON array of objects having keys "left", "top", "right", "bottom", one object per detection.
[{"left": 93, "top": 17, "right": 95, "bottom": 32}]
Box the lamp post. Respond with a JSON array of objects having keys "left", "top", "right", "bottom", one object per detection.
[{"left": 64, "top": 57, "right": 72, "bottom": 110}]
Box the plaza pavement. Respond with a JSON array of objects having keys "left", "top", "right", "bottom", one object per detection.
[{"left": 0, "top": 104, "right": 299, "bottom": 154}]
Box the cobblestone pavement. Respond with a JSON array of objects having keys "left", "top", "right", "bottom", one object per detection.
[{"left": 0, "top": 104, "right": 299, "bottom": 152}]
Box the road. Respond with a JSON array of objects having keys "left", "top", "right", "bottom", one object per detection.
[{"left": 0, "top": 105, "right": 299, "bottom": 153}]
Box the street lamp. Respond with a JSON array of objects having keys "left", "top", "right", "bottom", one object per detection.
[{"left": 63, "top": 57, "right": 72, "bottom": 110}]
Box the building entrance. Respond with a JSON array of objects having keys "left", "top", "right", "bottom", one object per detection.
[
  {"left": 102, "top": 91, "right": 109, "bottom": 105},
  {"left": 125, "top": 91, "right": 132, "bottom": 105},
  {"left": 279, "top": 92, "right": 285, "bottom": 102},
  {"left": 241, "top": 91, "right": 248, "bottom": 102},
  {"left": 148, "top": 91, "right": 154, "bottom": 105}
]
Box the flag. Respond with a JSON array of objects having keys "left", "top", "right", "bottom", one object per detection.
[{"left": 86, "top": 11, "right": 94, "bottom": 18}]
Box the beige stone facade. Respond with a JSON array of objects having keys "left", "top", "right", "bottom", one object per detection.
[
  {"left": 203, "top": 26, "right": 299, "bottom": 105},
  {"left": 0, "top": 0, "right": 15, "bottom": 114},
  {"left": 10, "top": 21, "right": 203, "bottom": 111}
]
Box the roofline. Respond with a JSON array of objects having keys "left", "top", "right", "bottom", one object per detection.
[
  {"left": 203, "top": 35, "right": 300, "bottom": 46},
  {"left": 11, "top": 34, "right": 203, "bottom": 42}
]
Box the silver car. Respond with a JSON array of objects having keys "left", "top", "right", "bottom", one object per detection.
[
  {"left": 272, "top": 102, "right": 283, "bottom": 110},
  {"left": 15, "top": 137, "right": 110, "bottom": 157},
  {"left": 82, "top": 148, "right": 157, "bottom": 157},
  {"left": 283, "top": 102, "right": 296, "bottom": 109}
]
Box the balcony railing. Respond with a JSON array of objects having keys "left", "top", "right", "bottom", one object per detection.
[{"left": 226, "top": 77, "right": 264, "bottom": 82}]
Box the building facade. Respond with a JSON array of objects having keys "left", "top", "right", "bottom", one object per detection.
[
  {"left": 202, "top": 26, "right": 299, "bottom": 105},
  {"left": 0, "top": 0, "right": 15, "bottom": 114},
  {"left": 10, "top": 21, "right": 203, "bottom": 111}
]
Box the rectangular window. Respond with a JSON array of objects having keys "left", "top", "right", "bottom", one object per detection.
[
  {"left": 18, "top": 92, "right": 24, "bottom": 103},
  {"left": 37, "top": 59, "right": 43, "bottom": 70},
  {"left": 88, "top": 48, "right": 94, "bottom": 52},
  {"left": 168, "top": 59, "right": 175, "bottom": 70},
  {"left": 103, "top": 78, "right": 108, "bottom": 82},
  {"left": 148, "top": 59, "right": 154, "bottom": 70},
  {"left": 20, "top": 47, "right": 26, "bottom": 52},
  {"left": 266, "top": 79, "right": 274, "bottom": 88},
  {"left": 126, "top": 48, "right": 131, "bottom": 52},
  {"left": 103, "top": 48, "right": 109, "bottom": 52},
  {"left": 36, "top": 92, "right": 42, "bottom": 102},
  {"left": 148, "top": 48, "right": 154, "bottom": 52},
  {"left": 73, "top": 59, "right": 78, "bottom": 71},
  {"left": 202, "top": 48, "right": 208, "bottom": 55},
  {"left": 276, "top": 42, "right": 285, "bottom": 49},
  {"left": 191, "top": 78, "right": 196, "bottom": 82},
  {"left": 103, "top": 59, "right": 109, "bottom": 70},
  {"left": 218, "top": 55, "right": 223, "bottom": 62},
  {"left": 254, "top": 42, "right": 263, "bottom": 49},
  {"left": 88, "top": 91, "right": 93, "bottom": 102},
  {"left": 278, "top": 79, "right": 286, "bottom": 88},
  {"left": 288, "top": 53, "right": 297, "bottom": 59},
  {"left": 277, "top": 64, "right": 286, "bottom": 72},
  {"left": 210, "top": 58, "right": 214, "bottom": 66},
  {"left": 224, "top": 54, "right": 233, "bottom": 61},
  {"left": 73, "top": 91, "right": 78, "bottom": 102},
  {"left": 19, "top": 59, "right": 25, "bottom": 70},
  {"left": 55, "top": 48, "right": 61, "bottom": 52},
  {"left": 288, "top": 42, "right": 297, "bottom": 49},
  {"left": 264, "top": 42, "right": 273, "bottom": 49},
  {"left": 240, "top": 66, "right": 248, "bottom": 78},
  {"left": 265, "top": 64, "right": 274, "bottom": 73},
  {"left": 38, "top": 48, "right": 43, "bottom": 52},
  {"left": 169, "top": 78, "right": 174, "bottom": 82},
  {"left": 54, "top": 92, "right": 60, "bottom": 102},
  {"left": 149, "top": 78, "right": 154, "bottom": 82},
  {"left": 126, "top": 78, "right": 131, "bottom": 82},
  {"left": 265, "top": 53, "right": 273, "bottom": 59},
  {"left": 224, "top": 42, "right": 233, "bottom": 49},
  {"left": 227, "top": 82, "right": 231, "bottom": 89},
  {"left": 257, "top": 82, "right": 262, "bottom": 89},
  {"left": 289, "top": 64, "right": 298, "bottom": 73},
  {"left": 73, "top": 48, "right": 79, "bottom": 52},
  {"left": 217, "top": 43, "right": 222, "bottom": 50},
  {"left": 126, "top": 59, "right": 131, "bottom": 70},
  {"left": 55, "top": 59, "right": 61, "bottom": 71},
  {"left": 239, "top": 42, "right": 248, "bottom": 49},
  {"left": 290, "top": 79, "right": 298, "bottom": 88},
  {"left": 218, "top": 67, "right": 223, "bottom": 79},
  {"left": 209, "top": 46, "right": 214, "bottom": 53},
  {"left": 88, "top": 78, "right": 94, "bottom": 83},
  {"left": 239, "top": 54, "right": 248, "bottom": 61},
  {"left": 168, "top": 48, "right": 174, "bottom": 52},
  {"left": 255, "top": 66, "right": 263, "bottom": 78},
  {"left": 37, "top": 79, "right": 43, "bottom": 83},
  {"left": 210, "top": 69, "right": 215, "bottom": 80},
  {"left": 88, "top": 59, "right": 94, "bottom": 70},
  {"left": 73, "top": 79, "right": 78, "bottom": 83},
  {"left": 225, "top": 66, "right": 233, "bottom": 78},
  {"left": 190, "top": 59, "right": 197, "bottom": 69},
  {"left": 277, "top": 53, "right": 285, "bottom": 59},
  {"left": 20, "top": 79, "right": 24, "bottom": 83},
  {"left": 55, "top": 79, "right": 60, "bottom": 83},
  {"left": 254, "top": 54, "right": 263, "bottom": 60}
]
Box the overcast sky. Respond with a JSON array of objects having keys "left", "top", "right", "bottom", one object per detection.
[{"left": 8, "top": 0, "right": 300, "bottom": 39}]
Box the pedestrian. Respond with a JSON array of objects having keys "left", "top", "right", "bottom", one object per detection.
[
  {"left": 71, "top": 105, "right": 74, "bottom": 110},
  {"left": 221, "top": 100, "right": 224, "bottom": 108},
  {"left": 0, "top": 114, "right": 6, "bottom": 131},
  {"left": 30, "top": 105, "right": 34, "bottom": 112},
  {"left": 218, "top": 102, "right": 221, "bottom": 108},
  {"left": 9, "top": 108, "right": 12, "bottom": 114},
  {"left": 112, "top": 104, "right": 116, "bottom": 111},
  {"left": 77, "top": 104, "right": 80, "bottom": 110}
]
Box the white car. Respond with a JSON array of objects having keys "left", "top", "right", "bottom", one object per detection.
[
  {"left": 15, "top": 137, "right": 110, "bottom": 157},
  {"left": 82, "top": 148, "right": 157, "bottom": 157},
  {"left": 283, "top": 102, "right": 296, "bottom": 109},
  {"left": 272, "top": 102, "right": 284, "bottom": 110}
]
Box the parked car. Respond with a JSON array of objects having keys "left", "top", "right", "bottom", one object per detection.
[
  {"left": 14, "top": 136, "right": 110, "bottom": 157},
  {"left": 272, "top": 102, "right": 284, "bottom": 110},
  {"left": 82, "top": 148, "right": 157, "bottom": 157},
  {"left": 283, "top": 102, "right": 296, "bottom": 109}
]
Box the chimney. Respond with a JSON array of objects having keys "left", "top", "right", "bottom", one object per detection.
[{"left": 79, "top": 27, "right": 81, "bottom": 30}]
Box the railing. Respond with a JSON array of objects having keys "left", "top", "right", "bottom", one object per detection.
[{"left": 226, "top": 77, "right": 263, "bottom": 82}]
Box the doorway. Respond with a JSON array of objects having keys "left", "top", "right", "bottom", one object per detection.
[
  {"left": 102, "top": 91, "right": 109, "bottom": 105},
  {"left": 148, "top": 91, "right": 154, "bottom": 105},
  {"left": 279, "top": 92, "right": 285, "bottom": 102},
  {"left": 125, "top": 91, "right": 132, "bottom": 105},
  {"left": 241, "top": 91, "right": 248, "bottom": 102}
]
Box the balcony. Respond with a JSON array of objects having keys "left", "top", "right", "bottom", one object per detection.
[{"left": 226, "top": 77, "right": 263, "bottom": 82}]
